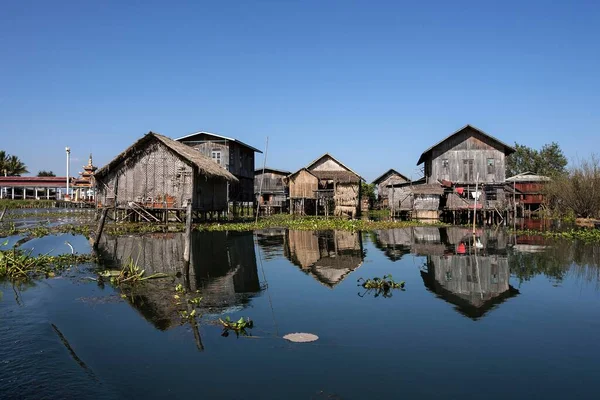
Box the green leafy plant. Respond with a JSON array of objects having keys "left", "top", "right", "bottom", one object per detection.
[
  {"left": 99, "top": 257, "right": 167, "bottom": 285},
  {"left": 357, "top": 275, "right": 406, "bottom": 298},
  {"left": 0, "top": 247, "right": 96, "bottom": 282},
  {"left": 218, "top": 316, "right": 254, "bottom": 337}
]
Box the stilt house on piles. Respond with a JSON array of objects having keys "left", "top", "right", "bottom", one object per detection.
[
  {"left": 372, "top": 169, "right": 410, "bottom": 209},
  {"left": 505, "top": 172, "right": 551, "bottom": 214},
  {"left": 94, "top": 132, "right": 237, "bottom": 222},
  {"left": 175, "top": 131, "right": 262, "bottom": 214},
  {"left": 254, "top": 167, "right": 291, "bottom": 215},
  {"left": 287, "top": 153, "right": 363, "bottom": 218},
  {"left": 389, "top": 125, "right": 517, "bottom": 223}
]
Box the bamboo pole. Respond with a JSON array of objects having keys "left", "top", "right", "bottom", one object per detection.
[
  {"left": 473, "top": 173, "right": 479, "bottom": 235},
  {"left": 256, "top": 137, "right": 269, "bottom": 223},
  {"left": 0, "top": 206, "right": 7, "bottom": 223},
  {"left": 184, "top": 202, "right": 192, "bottom": 263}
]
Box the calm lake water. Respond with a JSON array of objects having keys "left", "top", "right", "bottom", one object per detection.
[{"left": 1, "top": 224, "right": 600, "bottom": 399}]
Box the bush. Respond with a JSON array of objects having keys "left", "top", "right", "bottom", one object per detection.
[{"left": 546, "top": 155, "right": 600, "bottom": 219}]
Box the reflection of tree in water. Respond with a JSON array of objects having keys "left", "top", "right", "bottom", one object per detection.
[
  {"left": 284, "top": 230, "right": 365, "bottom": 287},
  {"left": 97, "top": 231, "right": 261, "bottom": 331},
  {"left": 509, "top": 237, "right": 600, "bottom": 286}
]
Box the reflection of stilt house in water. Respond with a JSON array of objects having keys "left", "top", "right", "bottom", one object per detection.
[
  {"left": 372, "top": 169, "right": 409, "bottom": 209},
  {"left": 176, "top": 131, "right": 262, "bottom": 214},
  {"left": 97, "top": 231, "right": 261, "bottom": 330},
  {"left": 284, "top": 230, "right": 364, "bottom": 287},
  {"left": 419, "top": 228, "right": 518, "bottom": 319},
  {"left": 389, "top": 125, "right": 518, "bottom": 223},
  {"left": 254, "top": 167, "right": 290, "bottom": 215},
  {"left": 287, "top": 154, "right": 363, "bottom": 218},
  {"left": 94, "top": 132, "right": 237, "bottom": 222},
  {"left": 372, "top": 228, "right": 413, "bottom": 261},
  {"left": 72, "top": 154, "right": 97, "bottom": 203},
  {"left": 255, "top": 229, "right": 287, "bottom": 260}
]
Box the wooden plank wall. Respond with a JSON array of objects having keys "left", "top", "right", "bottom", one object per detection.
[{"left": 426, "top": 128, "right": 507, "bottom": 184}]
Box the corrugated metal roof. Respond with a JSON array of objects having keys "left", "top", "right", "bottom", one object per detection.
[
  {"left": 506, "top": 172, "right": 551, "bottom": 182},
  {"left": 175, "top": 131, "right": 263, "bottom": 153},
  {"left": 417, "top": 124, "right": 516, "bottom": 165}
]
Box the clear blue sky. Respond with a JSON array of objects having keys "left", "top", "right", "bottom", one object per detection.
[{"left": 1, "top": 0, "right": 598, "bottom": 181}]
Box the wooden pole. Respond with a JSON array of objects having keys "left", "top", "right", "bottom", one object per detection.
[
  {"left": 0, "top": 206, "right": 7, "bottom": 223},
  {"left": 183, "top": 202, "right": 193, "bottom": 263},
  {"left": 473, "top": 173, "right": 479, "bottom": 235},
  {"left": 92, "top": 208, "right": 109, "bottom": 250},
  {"left": 255, "top": 137, "right": 269, "bottom": 223}
]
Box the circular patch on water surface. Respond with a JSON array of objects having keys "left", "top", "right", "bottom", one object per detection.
[{"left": 283, "top": 333, "right": 319, "bottom": 343}]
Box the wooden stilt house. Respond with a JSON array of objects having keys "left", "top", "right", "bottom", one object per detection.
[
  {"left": 372, "top": 169, "right": 409, "bottom": 209},
  {"left": 254, "top": 167, "right": 291, "bottom": 215},
  {"left": 175, "top": 131, "right": 262, "bottom": 215},
  {"left": 287, "top": 153, "right": 363, "bottom": 218},
  {"left": 94, "top": 132, "right": 237, "bottom": 222}
]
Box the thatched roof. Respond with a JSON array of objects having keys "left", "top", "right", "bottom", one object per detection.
[
  {"left": 95, "top": 132, "right": 237, "bottom": 182},
  {"left": 417, "top": 124, "right": 516, "bottom": 165},
  {"left": 311, "top": 170, "right": 361, "bottom": 183}
]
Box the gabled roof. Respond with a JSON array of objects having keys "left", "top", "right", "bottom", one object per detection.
[
  {"left": 417, "top": 124, "right": 516, "bottom": 165},
  {"left": 286, "top": 167, "right": 318, "bottom": 181},
  {"left": 254, "top": 167, "right": 291, "bottom": 175},
  {"left": 176, "top": 131, "right": 263, "bottom": 153},
  {"left": 372, "top": 169, "right": 410, "bottom": 184},
  {"left": 506, "top": 172, "right": 551, "bottom": 182},
  {"left": 306, "top": 153, "right": 363, "bottom": 180},
  {"left": 387, "top": 176, "right": 426, "bottom": 188},
  {"left": 95, "top": 132, "right": 237, "bottom": 182}
]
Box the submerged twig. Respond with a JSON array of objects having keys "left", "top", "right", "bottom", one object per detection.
[{"left": 51, "top": 323, "right": 99, "bottom": 382}]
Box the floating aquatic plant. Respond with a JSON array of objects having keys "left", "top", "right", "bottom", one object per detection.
[
  {"left": 0, "top": 243, "right": 96, "bottom": 281},
  {"left": 99, "top": 257, "right": 168, "bottom": 285},
  {"left": 219, "top": 316, "right": 254, "bottom": 337},
  {"left": 357, "top": 275, "right": 405, "bottom": 298},
  {"left": 283, "top": 332, "right": 319, "bottom": 343}
]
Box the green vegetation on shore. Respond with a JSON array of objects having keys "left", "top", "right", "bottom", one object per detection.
[
  {"left": 0, "top": 246, "right": 96, "bottom": 281},
  {"left": 1, "top": 214, "right": 445, "bottom": 238},
  {"left": 513, "top": 228, "right": 600, "bottom": 243},
  {"left": 0, "top": 199, "right": 59, "bottom": 209}
]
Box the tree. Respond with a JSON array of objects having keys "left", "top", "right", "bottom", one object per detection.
[
  {"left": 0, "top": 151, "right": 28, "bottom": 176},
  {"left": 545, "top": 155, "right": 600, "bottom": 219},
  {"left": 506, "top": 142, "right": 567, "bottom": 178},
  {"left": 37, "top": 170, "right": 56, "bottom": 177},
  {"left": 360, "top": 182, "right": 376, "bottom": 205}
]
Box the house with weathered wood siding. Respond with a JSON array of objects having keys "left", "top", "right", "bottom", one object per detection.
[
  {"left": 417, "top": 125, "right": 515, "bottom": 185},
  {"left": 287, "top": 153, "right": 363, "bottom": 218},
  {"left": 176, "top": 131, "right": 262, "bottom": 208},
  {"left": 254, "top": 167, "right": 290, "bottom": 214},
  {"left": 387, "top": 178, "right": 445, "bottom": 220},
  {"left": 372, "top": 169, "right": 409, "bottom": 209},
  {"left": 416, "top": 125, "right": 516, "bottom": 219},
  {"left": 95, "top": 132, "right": 237, "bottom": 221}
]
